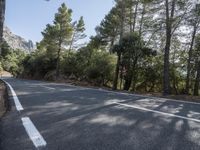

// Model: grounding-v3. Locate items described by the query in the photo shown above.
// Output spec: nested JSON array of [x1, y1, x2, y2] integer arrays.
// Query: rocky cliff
[[3, 26, 35, 52]]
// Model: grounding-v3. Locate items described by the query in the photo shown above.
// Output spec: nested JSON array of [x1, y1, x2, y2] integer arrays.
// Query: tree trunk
[[69, 32, 75, 53], [124, 59, 137, 91], [139, 3, 146, 37], [124, 75, 132, 91], [56, 41, 62, 80], [132, 0, 138, 32], [186, 24, 197, 94], [0, 0, 6, 54], [123, 43, 132, 91], [163, 25, 171, 95], [172, 49, 178, 94], [194, 61, 200, 96], [163, 0, 175, 95], [131, 66, 138, 92], [123, 1, 139, 91], [129, 1, 133, 32], [112, 0, 125, 90], [113, 53, 121, 90], [109, 35, 116, 54]]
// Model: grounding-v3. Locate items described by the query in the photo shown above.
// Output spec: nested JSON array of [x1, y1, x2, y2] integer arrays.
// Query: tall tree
[[193, 34, 200, 96], [163, 0, 175, 95], [163, 0, 190, 95], [185, 4, 200, 94], [42, 3, 73, 79], [138, 0, 154, 37], [121, 32, 154, 91], [132, 0, 139, 32], [113, 0, 126, 90]]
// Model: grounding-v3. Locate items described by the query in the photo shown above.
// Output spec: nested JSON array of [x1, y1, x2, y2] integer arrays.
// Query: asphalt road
[[1, 77, 200, 150]]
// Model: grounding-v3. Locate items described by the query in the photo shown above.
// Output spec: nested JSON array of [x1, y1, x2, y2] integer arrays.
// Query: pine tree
[[163, 0, 189, 95], [96, 6, 121, 51], [193, 34, 200, 96], [113, 0, 126, 90], [42, 3, 73, 79], [69, 16, 86, 52], [186, 4, 200, 94]]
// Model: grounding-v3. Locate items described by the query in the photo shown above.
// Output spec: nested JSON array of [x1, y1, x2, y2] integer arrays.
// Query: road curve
[[1, 77, 200, 150]]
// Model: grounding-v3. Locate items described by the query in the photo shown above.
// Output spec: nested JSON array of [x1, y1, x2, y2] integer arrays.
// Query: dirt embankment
[[0, 81, 9, 118]]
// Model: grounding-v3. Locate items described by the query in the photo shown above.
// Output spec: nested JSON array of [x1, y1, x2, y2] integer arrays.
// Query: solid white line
[[115, 102, 200, 123], [106, 90, 200, 105], [21, 117, 47, 148], [52, 82, 200, 106], [160, 98, 200, 105], [5, 81, 24, 111]]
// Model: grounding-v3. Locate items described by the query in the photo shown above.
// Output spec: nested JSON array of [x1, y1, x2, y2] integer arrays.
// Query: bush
[[86, 52, 115, 85], [62, 48, 116, 86]]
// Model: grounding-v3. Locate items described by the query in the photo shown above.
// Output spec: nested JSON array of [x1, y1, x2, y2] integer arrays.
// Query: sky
[[5, 0, 115, 43]]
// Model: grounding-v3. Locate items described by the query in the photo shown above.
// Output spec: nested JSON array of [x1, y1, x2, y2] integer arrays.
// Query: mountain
[[3, 26, 35, 52]]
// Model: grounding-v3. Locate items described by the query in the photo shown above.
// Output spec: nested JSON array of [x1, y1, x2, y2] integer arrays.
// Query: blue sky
[[5, 0, 115, 43]]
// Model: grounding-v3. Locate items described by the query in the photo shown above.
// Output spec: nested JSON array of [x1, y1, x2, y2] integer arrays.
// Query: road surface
[[1, 77, 200, 150]]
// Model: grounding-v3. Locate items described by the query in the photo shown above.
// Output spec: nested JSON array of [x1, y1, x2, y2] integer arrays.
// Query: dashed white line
[[5, 81, 24, 111], [41, 85, 55, 90], [21, 117, 47, 148], [115, 102, 200, 123]]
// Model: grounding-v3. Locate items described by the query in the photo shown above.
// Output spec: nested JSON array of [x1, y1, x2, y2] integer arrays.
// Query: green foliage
[[42, 3, 73, 47], [41, 3, 73, 78], [96, 6, 120, 47], [193, 34, 200, 95], [21, 50, 56, 79], [1, 41, 12, 58], [69, 16, 86, 50], [112, 32, 156, 91], [54, 3, 73, 43], [62, 47, 116, 86], [86, 51, 115, 85], [0, 42, 27, 76]]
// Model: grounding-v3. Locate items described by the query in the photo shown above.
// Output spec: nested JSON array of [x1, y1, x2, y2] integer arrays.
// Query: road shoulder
[[0, 80, 9, 118]]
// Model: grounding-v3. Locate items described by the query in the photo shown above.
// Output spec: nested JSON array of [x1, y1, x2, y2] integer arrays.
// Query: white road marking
[[41, 85, 55, 90], [21, 117, 47, 148], [115, 102, 200, 123], [5, 81, 24, 111], [159, 98, 200, 105], [106, 90, 200, 105], [52, 82, 200, 106]]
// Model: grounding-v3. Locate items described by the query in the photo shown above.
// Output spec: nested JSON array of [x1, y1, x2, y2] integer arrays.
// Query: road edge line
[[1, 79, 24, 111]]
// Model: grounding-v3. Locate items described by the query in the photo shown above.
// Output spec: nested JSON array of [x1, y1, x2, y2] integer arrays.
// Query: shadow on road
[[3, 78, 200, 150]]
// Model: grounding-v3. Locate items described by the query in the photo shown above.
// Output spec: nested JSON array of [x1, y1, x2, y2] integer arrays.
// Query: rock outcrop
[[3, 26, 35, 52]]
